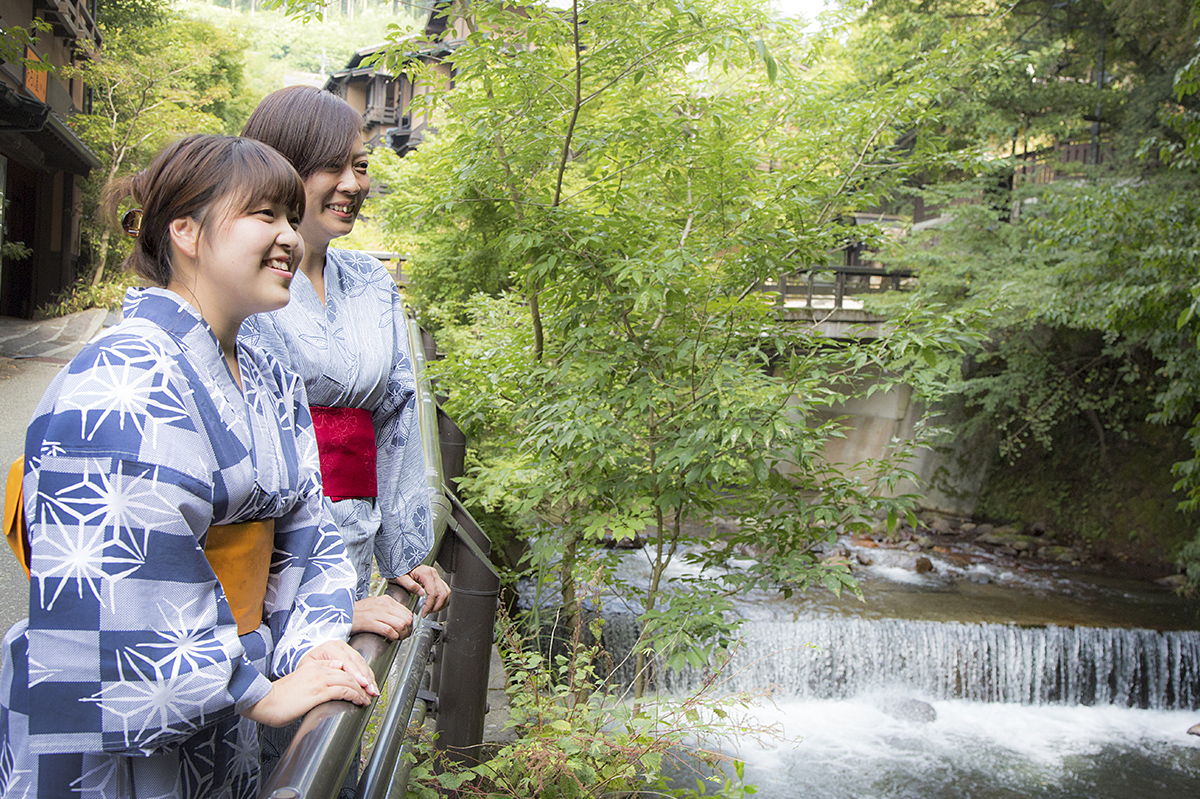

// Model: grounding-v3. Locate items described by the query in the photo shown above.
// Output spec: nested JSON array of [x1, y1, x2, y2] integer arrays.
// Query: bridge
[[760, 264, 913, 337]]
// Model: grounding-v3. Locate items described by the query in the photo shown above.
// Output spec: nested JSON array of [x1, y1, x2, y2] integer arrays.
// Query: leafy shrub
[[38, 274, 138, 318], [403, 611, 771, 798]]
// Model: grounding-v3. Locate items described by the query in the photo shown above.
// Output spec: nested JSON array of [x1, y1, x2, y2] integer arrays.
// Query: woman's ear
[[168, 216, 201, 260]]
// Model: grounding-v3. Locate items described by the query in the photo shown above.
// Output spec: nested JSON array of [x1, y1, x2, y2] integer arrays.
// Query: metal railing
[[761, 265, 916, 310], [260, 319, 500, 799]]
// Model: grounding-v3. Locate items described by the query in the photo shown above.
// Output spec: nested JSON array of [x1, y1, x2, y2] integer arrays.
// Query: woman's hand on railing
[[241, 641, 378, 727], [394, 565, 451, 616], [352, 595, 415, 640]]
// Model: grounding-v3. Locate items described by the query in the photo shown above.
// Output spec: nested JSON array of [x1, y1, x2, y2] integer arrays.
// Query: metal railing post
[[419, 325, 439, 364], [434, 494, 500, 764], [438, 407, 466, 494]]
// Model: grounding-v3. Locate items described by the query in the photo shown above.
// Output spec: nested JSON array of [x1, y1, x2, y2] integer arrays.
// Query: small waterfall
[[608, 617, 1200, 710]]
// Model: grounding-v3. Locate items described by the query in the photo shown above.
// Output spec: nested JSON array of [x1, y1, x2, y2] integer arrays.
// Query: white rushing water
[[654, 618, 1200, 709], [530, 535, 1200, 796], [688, 698, 1200, 799]]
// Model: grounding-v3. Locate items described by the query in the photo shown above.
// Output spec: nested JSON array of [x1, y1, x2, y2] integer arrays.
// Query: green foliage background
[[873, 0, 1200, 578]]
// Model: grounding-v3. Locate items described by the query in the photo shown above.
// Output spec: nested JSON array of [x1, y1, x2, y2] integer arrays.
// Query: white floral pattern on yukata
[[241, 249, 433, 596], [0, 288, 356, 799]]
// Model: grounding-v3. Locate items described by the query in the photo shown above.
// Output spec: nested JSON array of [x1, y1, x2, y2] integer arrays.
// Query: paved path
[[0, 309, 110, 635]]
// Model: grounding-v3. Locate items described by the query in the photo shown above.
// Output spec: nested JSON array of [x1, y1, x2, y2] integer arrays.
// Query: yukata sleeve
[[370, 271, 434, 580], [262, 361, 357, 679], [20, 337, 271, 758]]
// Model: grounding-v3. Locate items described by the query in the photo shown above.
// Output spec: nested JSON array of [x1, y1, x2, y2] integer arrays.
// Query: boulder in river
[[930, 517, 955, 534], [975, 530, 1038, 552], [880, 697, 937, 724], [914, 556, 934, 574], [1037, 545, 1082, 564]]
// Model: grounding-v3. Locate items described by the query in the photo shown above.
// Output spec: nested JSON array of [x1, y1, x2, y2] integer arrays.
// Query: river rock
[[960, 522, 977, 533], [1155, 574, 1188, 588], [975, 530, 1037, 552], [973, 523, 994, 535], [930, 517, 955, 535], [1189, 723, 1200, 736], [914, 535, 933, 550], [880, 698, 937, 723], [914, 556, 934, 574], [819, 546, 852, 563], [710, 517, 741, 536], [1037, 545, 1082, 563]]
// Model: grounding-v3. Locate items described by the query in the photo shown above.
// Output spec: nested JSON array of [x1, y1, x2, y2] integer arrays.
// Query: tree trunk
[[559, 528, 579, 635], [90, 227, 111, 288], [1089, 24, 1106, 166]]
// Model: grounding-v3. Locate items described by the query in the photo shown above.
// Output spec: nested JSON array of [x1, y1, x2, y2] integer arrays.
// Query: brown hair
[[104, 135, 305, 287], [242, 86, 365, 179]]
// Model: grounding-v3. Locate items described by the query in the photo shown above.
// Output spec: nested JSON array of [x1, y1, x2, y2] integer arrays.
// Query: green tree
[[858, 0, 1197, 170], [65, 14, 251, 287], [879, 0, 1200, 577], [368, 0, 988, 699]]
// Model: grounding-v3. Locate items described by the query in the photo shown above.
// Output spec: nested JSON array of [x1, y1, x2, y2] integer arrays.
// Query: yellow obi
[[5, 457, 274, 636]]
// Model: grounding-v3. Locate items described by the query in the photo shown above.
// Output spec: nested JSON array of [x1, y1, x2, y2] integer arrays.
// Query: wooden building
[[324, 2, 468, 156], [0, 0, 101, 318]]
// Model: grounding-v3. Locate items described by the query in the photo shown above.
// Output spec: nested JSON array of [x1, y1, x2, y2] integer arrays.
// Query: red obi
[[310, 406, 378, 501]]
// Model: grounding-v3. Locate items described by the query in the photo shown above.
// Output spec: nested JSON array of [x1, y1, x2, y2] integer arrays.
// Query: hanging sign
[[24, 48, 47, 103]]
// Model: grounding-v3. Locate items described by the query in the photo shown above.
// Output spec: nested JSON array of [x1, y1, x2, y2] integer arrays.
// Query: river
[[574, 533, 1200, 797]]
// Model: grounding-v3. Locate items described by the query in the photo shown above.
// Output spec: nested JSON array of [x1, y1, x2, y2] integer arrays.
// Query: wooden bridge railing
[[760, 265, 916, 310]]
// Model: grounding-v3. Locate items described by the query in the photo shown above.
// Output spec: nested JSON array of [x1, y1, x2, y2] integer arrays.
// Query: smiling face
[[298, 136, 370, 250], [168, 196, 302, 337]]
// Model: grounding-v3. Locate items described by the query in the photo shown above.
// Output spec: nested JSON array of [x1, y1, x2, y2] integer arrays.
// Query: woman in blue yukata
[[241, 87, 451, 634], [0, 134, 378, 798]]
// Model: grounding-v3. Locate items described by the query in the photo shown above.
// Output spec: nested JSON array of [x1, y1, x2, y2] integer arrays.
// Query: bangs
[[242, 86, 364, 178], [218, 139, 306, 222], [292, 117, 362, 178]]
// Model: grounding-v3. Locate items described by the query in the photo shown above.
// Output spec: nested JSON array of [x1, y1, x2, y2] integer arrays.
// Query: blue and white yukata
[[241, 248, 433, 598], [0, 288, 357, 799]]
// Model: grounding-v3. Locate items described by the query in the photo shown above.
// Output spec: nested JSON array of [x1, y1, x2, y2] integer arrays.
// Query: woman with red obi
[[240, 87, 451, 642]]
